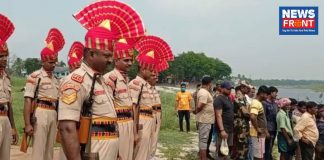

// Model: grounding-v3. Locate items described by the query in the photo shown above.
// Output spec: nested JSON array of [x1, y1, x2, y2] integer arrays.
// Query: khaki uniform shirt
[[58, 62, 116, 121], [104, 69, 132, 108], [24, 68, 59, 101], [0, 72, 11, 110], [129, 76, 154, 117]]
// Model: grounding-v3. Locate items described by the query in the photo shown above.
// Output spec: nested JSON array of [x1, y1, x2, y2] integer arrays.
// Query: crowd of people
[[175, 77, 324, 160]]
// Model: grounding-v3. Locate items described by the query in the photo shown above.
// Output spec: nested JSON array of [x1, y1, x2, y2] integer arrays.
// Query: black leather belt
[[140, 109, 153, 115], [37, 100, 57, 107], [91, 123, 117, 133], [116, 110, 132, 119]]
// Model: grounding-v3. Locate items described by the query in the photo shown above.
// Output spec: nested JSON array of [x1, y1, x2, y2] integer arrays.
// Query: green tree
[[160, 51, 232, 83], [24, 58, 42, 74], [11, 57, 25, 76]]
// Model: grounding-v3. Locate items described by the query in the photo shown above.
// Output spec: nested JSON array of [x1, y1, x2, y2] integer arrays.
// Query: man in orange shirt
[[175, 82, 193, 132]]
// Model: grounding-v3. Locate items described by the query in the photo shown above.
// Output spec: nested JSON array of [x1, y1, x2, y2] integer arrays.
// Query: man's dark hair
[[289, 98, 298, 105], [257, 85, 269, 95], [297, 101, 306, 108], [196, 84, 201, 88], [213, 86, 217, 92], [268, 86, 278, 93], [318, 104, 324, 110], [306, 101, 317, 109], [83, 47, 91, 58], [201, 76, 213, 85], [235, 86, 242, 92]]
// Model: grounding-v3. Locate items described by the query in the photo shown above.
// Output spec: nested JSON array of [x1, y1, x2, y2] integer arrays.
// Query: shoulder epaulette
[[71, 73, 85, 83], [26, 77, 36, 84], [31, 70, 41, 78], [129, 84, 140, 91], [109, 74, 117, 81], [133, 79, 141, 86]]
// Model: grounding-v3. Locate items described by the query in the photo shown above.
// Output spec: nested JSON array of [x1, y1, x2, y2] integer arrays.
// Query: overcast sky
[[0, 0, 323, 80]]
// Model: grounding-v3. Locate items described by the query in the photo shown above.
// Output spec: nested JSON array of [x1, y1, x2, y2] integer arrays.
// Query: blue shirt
[[317, 119, 324, 145], [262, 100, 278, 132]]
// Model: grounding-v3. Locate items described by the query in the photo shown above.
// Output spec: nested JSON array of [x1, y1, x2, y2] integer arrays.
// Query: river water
[[277, 87, 323, 103]]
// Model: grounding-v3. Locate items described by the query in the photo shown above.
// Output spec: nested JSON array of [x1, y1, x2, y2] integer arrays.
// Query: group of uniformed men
[[0, 1, 174, 160]]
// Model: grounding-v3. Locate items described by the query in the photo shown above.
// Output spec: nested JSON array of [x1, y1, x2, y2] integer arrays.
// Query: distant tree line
[[7, 55, 66, 76], [7, 52, 232, 83]]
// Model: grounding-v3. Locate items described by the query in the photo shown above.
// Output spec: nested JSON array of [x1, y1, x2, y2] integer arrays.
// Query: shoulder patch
[[129, 84, 140, 91], [71, 73, 84, 83], [26, 77, 36, 84], [133, 80, 140, 86], [109, 75, 117, 81], [61, 83, 81, 92], [31, 70, 41, 78]]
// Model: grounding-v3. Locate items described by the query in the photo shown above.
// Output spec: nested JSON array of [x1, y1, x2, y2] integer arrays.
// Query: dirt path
[[10, 146, 61, 160], [178, 132, 199, 159], [10, 145, 167, 160]]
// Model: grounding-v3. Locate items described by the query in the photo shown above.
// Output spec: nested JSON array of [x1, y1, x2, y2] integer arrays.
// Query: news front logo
[[279, 6, 318, 35]]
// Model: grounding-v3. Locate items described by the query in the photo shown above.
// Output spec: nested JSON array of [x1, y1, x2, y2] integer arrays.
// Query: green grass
[[11, 77, 26, 135], [159, 91, 197, 159]]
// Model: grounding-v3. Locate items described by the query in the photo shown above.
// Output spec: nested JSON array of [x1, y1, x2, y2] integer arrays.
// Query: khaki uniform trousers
[[32, 108, 57, 160], [91, 138, 119, 160], [135, 116, 154, 160], [0, 116, 11, 160], [118, 120, 134, 160], [59, 130, 119, 160]]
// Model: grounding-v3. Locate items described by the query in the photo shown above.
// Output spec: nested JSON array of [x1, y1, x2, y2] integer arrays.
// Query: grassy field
[[11, 77, 26, 135], [159, 91, 197, 159]]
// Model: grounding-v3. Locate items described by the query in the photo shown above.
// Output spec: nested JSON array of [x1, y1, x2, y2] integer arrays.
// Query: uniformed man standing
[[59, 1, 145, 160], [0, 13, 18, 160], [58, 21, 119, 160], [104, 38, 136, 160], [23, 28, 65, 160], [58, 41, 84, 160], [131, 36, 174, 160]]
